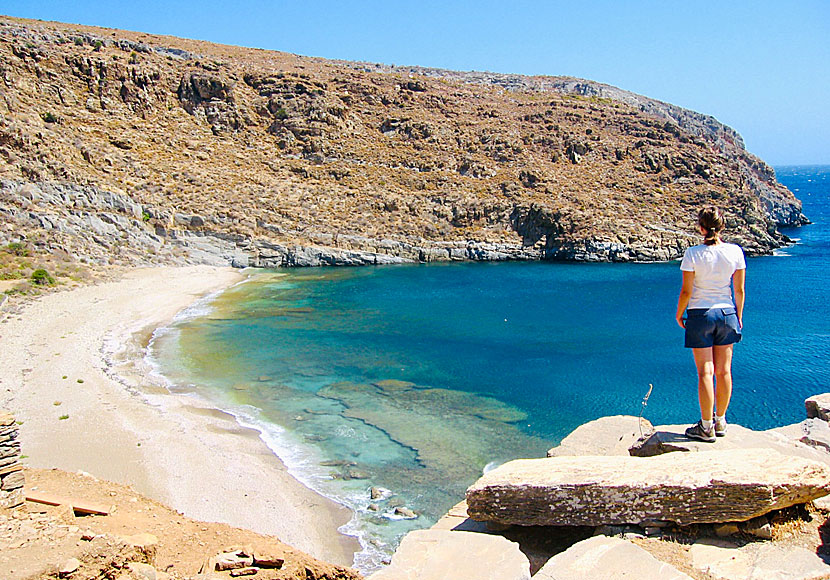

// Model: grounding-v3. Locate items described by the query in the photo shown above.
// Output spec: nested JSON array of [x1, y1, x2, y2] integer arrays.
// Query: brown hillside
[[0, 15, 806, 276]]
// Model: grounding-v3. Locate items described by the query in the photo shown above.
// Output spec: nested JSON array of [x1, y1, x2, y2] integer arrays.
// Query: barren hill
[[0, 15, 806, 277]]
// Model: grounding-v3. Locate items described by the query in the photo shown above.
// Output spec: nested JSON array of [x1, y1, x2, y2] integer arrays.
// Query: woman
[[676, 206, 746, 442]]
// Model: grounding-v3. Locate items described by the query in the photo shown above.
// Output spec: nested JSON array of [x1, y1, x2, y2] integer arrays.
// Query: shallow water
[[149, 165, 830, 573]]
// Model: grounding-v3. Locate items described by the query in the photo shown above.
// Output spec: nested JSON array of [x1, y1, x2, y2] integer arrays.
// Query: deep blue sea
[[150, 164, 829, 572]]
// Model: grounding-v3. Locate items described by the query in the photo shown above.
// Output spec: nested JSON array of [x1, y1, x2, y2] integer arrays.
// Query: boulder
[[533, 536, 693, 580], [629, 423, 830, 467], [126, 562, 157, 580], [369, 529, 529, 580], [59, 558, 81, 577], [548, 415, 651, 457], [690, 538, 830, 580], [466, 449, 830, 527], [805, 393, 830, 421]]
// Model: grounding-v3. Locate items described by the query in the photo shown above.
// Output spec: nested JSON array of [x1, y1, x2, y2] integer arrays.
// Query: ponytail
[[698, 207, 724, 245]]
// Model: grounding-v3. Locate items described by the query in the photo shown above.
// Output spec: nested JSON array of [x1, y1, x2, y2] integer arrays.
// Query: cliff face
[[0, 16, 806, 271]]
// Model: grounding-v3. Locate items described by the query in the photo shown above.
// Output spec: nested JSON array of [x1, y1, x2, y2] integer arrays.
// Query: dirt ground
[[0, 468, 361, 580]]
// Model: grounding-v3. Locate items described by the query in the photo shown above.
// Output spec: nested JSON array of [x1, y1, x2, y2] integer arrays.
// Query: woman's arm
[[733, 268, 746, 327], [676, 270, 695, 328]]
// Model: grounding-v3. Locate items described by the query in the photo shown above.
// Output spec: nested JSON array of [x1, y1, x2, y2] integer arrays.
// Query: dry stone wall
[[0, 411, 24, 509]]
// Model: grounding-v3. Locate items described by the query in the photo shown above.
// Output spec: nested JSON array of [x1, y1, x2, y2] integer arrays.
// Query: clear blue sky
[[4, 1, 828, 165]]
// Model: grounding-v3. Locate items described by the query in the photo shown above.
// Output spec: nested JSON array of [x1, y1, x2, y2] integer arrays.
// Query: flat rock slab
[[466, 449, 830, 527], [629, 423, 830, 467], [547, 415, 652, 457], [369, 529, 529, 580], [690, 538, 830, 580], [800, 418, 830, 452], [534, 535, 692, 580]]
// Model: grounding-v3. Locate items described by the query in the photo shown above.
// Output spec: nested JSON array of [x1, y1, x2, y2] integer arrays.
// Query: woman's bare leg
[[713, 344, 734, 417], [692, 347, 715, 421]]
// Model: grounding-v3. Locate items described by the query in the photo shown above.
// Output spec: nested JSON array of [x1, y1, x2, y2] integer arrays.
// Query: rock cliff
[[0, 16, 806, 272]]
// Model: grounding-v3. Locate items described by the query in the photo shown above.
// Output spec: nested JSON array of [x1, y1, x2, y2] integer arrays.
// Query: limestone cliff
[[0, 16, 806, 271]]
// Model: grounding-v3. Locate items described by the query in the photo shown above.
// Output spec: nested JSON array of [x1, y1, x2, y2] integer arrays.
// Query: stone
[[629, 423, 830, 467], [252, 553, 284, 568], [548, 415, 651, 457], [799, 418, 830, 452], [813, 496, 830, 512], [690, 538, 830, 580], [466, 449, 830, 527], [393, 506, 417, 519], [533, 536, 693, 580], [370, 486, 386, 500], [229, 568, 258, 577], [742, 516, 773, 539], [59, 557, 81, 577], [127, 562, 157, 580], [805, 393, 830, 421], [593, 525, 627, 537], [124, 533, 158, 562], [0, 470, 24, 490], [0, 412, 14, 427], [714, 523, 741, 537], [215, 551, 254, 571], [369, 529, 530, 580]]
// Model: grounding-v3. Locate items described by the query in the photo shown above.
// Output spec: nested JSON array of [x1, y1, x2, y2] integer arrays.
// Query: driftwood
[[25, 491, 112, 516]]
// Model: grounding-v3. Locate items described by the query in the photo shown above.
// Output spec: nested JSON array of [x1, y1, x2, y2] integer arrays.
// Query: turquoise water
[[150, 165, 830, 572]]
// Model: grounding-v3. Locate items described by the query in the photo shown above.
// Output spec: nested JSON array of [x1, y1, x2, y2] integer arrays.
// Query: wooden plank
[[25, 491, 111, 515]]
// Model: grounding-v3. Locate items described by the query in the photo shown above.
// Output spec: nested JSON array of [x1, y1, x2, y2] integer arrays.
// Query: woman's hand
[[676, 315, 686, 329]]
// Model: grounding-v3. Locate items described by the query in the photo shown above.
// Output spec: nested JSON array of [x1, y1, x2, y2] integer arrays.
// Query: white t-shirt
[[680, 243, 746, 309]]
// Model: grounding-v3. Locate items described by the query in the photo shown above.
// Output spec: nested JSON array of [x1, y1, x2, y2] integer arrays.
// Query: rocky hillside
[[0, 15, 806, 275]]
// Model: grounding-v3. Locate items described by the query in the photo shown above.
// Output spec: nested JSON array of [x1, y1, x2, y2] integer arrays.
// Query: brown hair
[[698, 206, 724, 245]]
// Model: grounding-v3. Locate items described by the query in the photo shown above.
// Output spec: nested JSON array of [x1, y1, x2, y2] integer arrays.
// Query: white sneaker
[[714, 417, 727, 437]]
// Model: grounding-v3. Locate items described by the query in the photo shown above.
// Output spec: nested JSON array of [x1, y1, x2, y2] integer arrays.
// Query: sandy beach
[[0, 265, 358, 567]]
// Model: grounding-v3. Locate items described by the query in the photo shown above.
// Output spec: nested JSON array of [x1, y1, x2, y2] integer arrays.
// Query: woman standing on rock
[[676, 206, 746, 442]]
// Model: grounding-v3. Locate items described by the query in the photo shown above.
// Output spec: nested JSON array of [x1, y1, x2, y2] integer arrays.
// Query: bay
[[150, 164, 830, 572]]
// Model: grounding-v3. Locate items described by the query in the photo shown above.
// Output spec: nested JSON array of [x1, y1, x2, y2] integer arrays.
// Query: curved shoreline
[[0, 265, 359, 567]]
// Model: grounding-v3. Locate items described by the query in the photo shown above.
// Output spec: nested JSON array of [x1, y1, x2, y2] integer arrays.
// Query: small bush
[[31, 268, 55, 285], [41, 112, 58, 123], [59, 414, 69, 420], [274, 107, 288, 120], [93, 40, 103, 51], [74, 37, 84, 46], [5, 242, 29, 256]]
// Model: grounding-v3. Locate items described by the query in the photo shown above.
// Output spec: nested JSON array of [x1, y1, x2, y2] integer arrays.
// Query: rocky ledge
[[371, 397, 830, 580]]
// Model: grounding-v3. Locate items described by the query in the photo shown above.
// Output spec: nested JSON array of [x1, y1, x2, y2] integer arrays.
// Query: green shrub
[[41, 112, 58, 123], [74, 37, 84, 46], [274, 107, 288, 120], [5, 242, 29, 256], [31, 268, 55, 285], [93, 40, 103, 51]]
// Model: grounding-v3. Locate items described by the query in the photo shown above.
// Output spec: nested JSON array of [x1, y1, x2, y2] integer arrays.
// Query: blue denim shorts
[[685, 307, 742, 348]]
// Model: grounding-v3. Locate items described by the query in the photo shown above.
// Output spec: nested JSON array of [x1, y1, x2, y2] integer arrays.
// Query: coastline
[[0, 265, 359, 567]]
